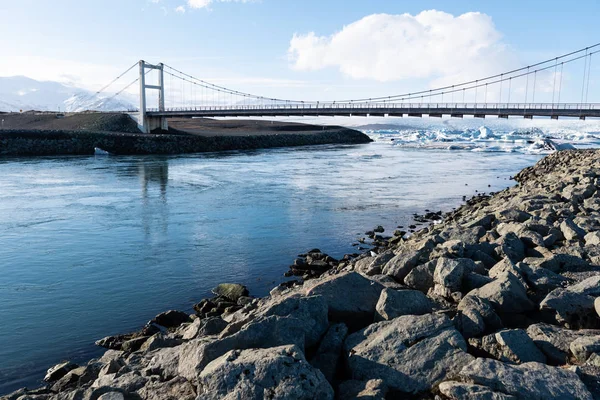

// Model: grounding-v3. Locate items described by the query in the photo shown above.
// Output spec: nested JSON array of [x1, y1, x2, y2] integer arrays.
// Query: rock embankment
[[0, 113, 372, 156], [7, 149, 600, 399]]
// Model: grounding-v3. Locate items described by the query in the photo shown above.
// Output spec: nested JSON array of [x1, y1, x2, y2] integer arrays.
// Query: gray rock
[[585, 231, 600, 246], [458, 358, 593, 400], [92, 371, 147, 393], [212, 283, 249, 302], [595, 297, 600, 318], [137, 376, 196, 400], [438, 381, 516, 399], [198, 345, 333, 400], [139, 333, 182, 353], [144, 346, 180, 380], [305, 272, 383, 329], [98, 393, 125, 400], [439, 225, 486, 245], [467, 272, 535, 314], [337, 379, 387, 400], [403, 261, 436, 292], [310, 323, 348, 383], [470, 329, 546, 364], [182, 317, 228, 340], [496, 232, 525, 262], [355, 251, 395, 276], [526, 323, 600, 365], [463, 273, 494, 292], [44, 362, 78, 382], [374, 288, 433, 321], [434, 257, 467, 292], [540, 275, 600, 329], [519, 262, 570, 296], [570, 335, 600, 363], [561, 218, 586, 241], [496, 209, 532, 223], [381, 250, 421, 281], [178, 297, 329, 382], [457, 295, 502, 339], [344, 313, 474, 393]]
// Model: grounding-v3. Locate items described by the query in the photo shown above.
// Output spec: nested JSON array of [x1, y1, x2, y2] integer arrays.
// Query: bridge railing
[[145, 102, 600, 113]]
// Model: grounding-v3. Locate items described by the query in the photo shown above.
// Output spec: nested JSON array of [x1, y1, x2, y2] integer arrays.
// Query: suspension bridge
[[90, 43, 600, 133]]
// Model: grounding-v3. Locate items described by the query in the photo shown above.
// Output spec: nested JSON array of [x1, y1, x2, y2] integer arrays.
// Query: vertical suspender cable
[[532, 71, 537, 103], [500, 74, 504, 103], [557, 62, 564, 105], [581, 48, 589, 106], [525, 68, 529, 104], [586, 53, 593, 103], [552, 58, 558, 108], [508, 78, 512, 104]]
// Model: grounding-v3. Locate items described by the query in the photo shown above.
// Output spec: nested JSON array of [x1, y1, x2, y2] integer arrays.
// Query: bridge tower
[[137, 60, 168, 133]]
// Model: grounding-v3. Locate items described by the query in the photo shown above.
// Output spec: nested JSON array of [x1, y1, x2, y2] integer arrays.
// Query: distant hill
[[0, 76, 135, 113]]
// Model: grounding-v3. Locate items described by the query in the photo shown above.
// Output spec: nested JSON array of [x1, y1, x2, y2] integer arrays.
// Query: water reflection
[[138, 159, 169, 201]]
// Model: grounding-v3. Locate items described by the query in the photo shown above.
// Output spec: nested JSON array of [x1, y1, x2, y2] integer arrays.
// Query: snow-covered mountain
[[0, 76, 136, 112]]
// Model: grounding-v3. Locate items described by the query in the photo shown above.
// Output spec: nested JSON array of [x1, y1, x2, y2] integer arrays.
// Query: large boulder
[[212, 283, 249, 302], [458, 358, 593, 400], [305, 272, 383, 329], [374, 288, 433, 321], [434, 257, 468, 293], [344, 313, 473, 393], [381, 250, 422, 281], [570, 335, 600, 363], [540, 275, 600, 329], [467, 272, 535, 314], [561, 218, 586, 241], [197, 345, 334, 400]]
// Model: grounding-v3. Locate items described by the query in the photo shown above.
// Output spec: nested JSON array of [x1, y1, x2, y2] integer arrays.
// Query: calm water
[[0, 140, 541, 393]]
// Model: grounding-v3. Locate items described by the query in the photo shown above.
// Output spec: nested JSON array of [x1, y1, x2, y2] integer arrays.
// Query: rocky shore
[[6, 149, 600, 399], [0, 113, 372, 156]]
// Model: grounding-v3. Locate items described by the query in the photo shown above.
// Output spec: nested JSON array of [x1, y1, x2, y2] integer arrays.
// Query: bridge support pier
[[137, 60, 168, 133]]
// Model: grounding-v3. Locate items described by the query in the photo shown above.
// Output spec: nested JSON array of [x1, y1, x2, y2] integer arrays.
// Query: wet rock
[[310, 323, 348, 383], [458, 358, 593, 400], [374, 288, 433, 321], [151, 310, 191, 329], [305, 272, 383, 329], [198, 345, 334, 399], [44, 361, 78, 382], [212, 283, 249, 302], [337, 379, 387, 400], [344, 313, 473, 393]]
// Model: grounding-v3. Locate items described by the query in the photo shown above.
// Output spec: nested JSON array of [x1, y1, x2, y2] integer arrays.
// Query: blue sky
[[0, 0, 598, 104]]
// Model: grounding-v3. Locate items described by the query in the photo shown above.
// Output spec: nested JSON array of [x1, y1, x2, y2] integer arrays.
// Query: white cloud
[[187, 0, 256, 9], [175, 5, 186, 13], [288, 10, 518, 87]]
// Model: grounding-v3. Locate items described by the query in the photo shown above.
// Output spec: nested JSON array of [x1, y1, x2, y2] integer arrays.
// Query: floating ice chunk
[[94, 147, 111, 156]]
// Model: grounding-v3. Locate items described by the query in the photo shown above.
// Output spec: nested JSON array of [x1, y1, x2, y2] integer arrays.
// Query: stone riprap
[[6, 149, 600, 399]]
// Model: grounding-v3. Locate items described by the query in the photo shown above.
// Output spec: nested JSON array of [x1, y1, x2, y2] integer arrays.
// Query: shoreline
[[5, 149, 600, 399], [0, 114, 372, 156]]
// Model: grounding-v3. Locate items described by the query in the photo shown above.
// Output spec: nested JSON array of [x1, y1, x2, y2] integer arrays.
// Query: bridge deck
[[147, 104, 600, 119]]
